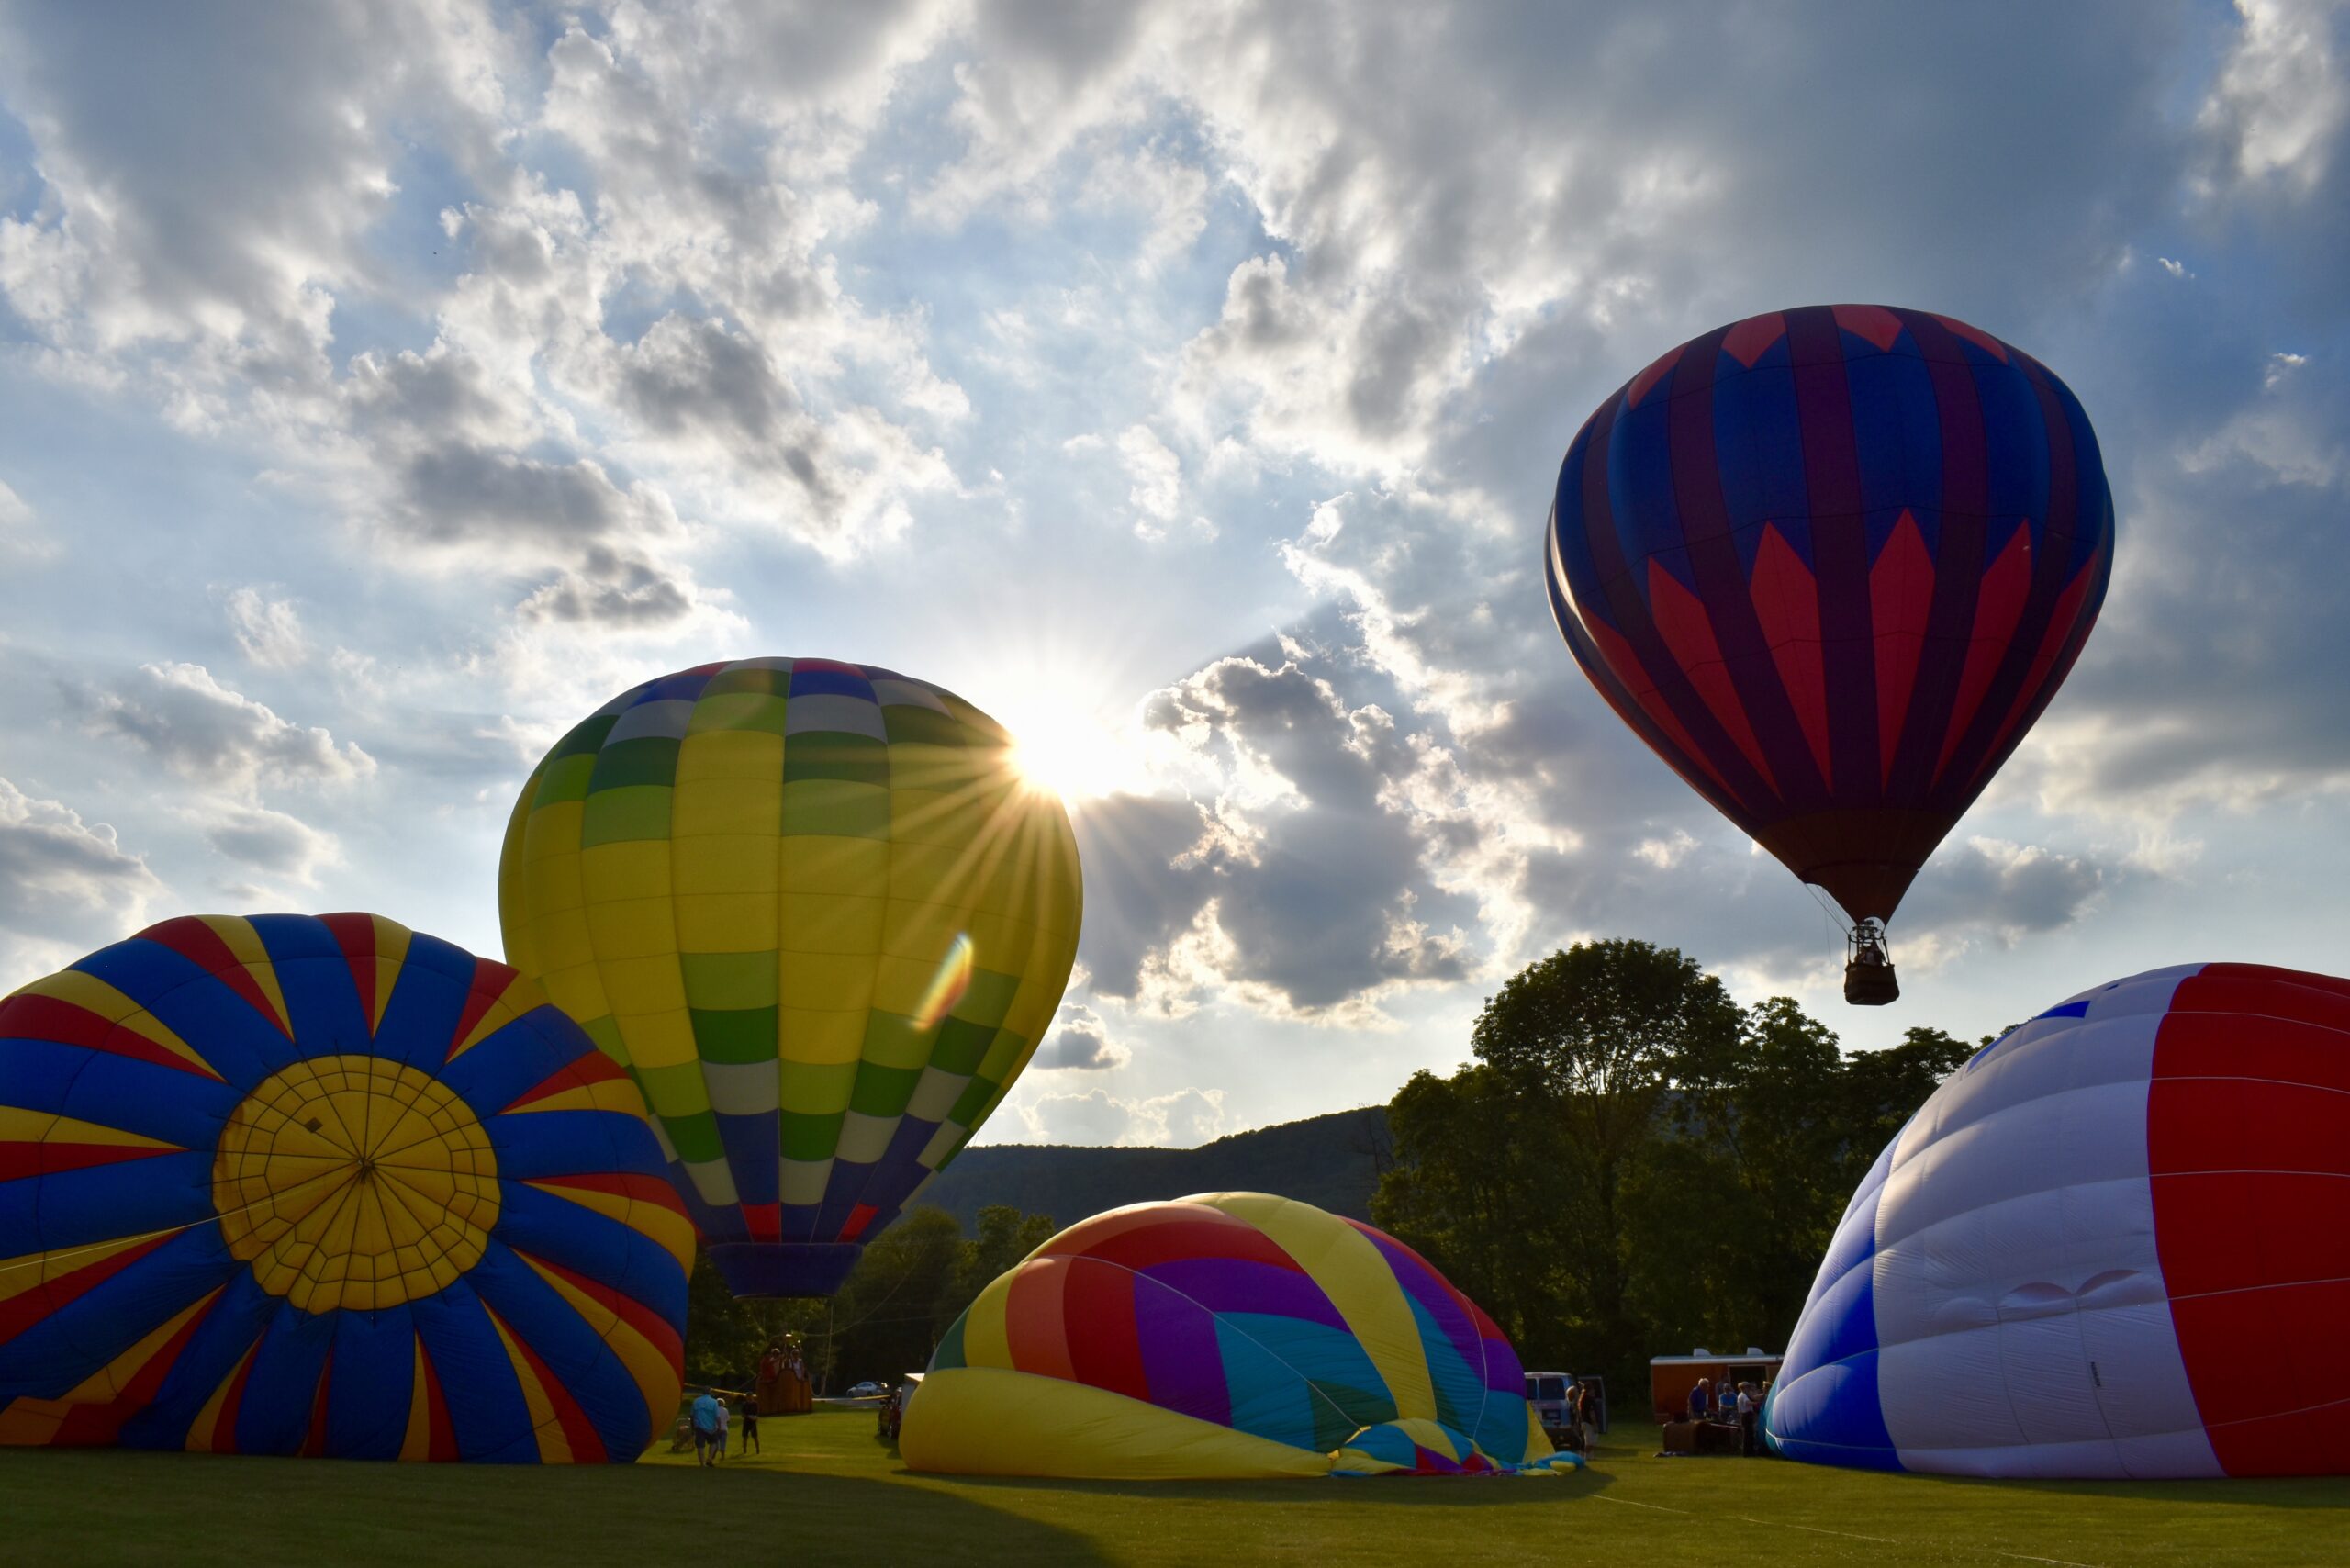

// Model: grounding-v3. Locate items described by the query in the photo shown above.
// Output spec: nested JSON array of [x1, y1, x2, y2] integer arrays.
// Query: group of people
[[1686, 1374, 1770, 1457], [755, 1338, 814, 1417], [686, 1388, 760, 1464]]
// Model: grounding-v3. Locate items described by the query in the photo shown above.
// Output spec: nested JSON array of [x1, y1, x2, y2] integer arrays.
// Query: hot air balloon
[[498, 658, 1082, 1299], [901, 1193, 1581, 1479], [1767, 963, 2350, 1478], [0, 914, 690, 1462], [1543, 306, 2112, 1003]]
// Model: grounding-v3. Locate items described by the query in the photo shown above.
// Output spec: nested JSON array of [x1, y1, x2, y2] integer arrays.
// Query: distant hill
[[923, 1106, 1393, 1233]]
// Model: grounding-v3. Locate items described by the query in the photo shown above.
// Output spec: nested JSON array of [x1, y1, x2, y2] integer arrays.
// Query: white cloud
[[2198, 0, 2348, 196], [0, 478, 53, 561], [87, 663, 375, 793], [0, 777, 166, 989], [1030, 1002, 1132, 1071], [225, 588, 310, 668], [1009, 1084, 1229, 1148]]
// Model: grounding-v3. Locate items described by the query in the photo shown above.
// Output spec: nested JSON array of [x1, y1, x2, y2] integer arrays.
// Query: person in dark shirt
[[1689, 1377, 1712, 1420], [739, 1394, 760, 1455]]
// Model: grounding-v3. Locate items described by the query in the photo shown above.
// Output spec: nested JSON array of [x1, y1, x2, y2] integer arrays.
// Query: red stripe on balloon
[[1586, 613, 1740, 803], [301, 1350, 335, 1457], [50, 1288, 222, 1448], [1069, 1215, 1300, 1274], [2151, 1001, 2350, 1476], [133, 918, 287, 1036], [417, 1338, 459, 1462], [1625, 343, 1682, 409], [531, 1170, 690, 1222], [527, 1250, 685, 1372], [0, 1140, 178, 1182], [0, 1232, 174, 1347], [1648, 560, 1778, 794], [1830, 304, 1906, 352], [1004, 1257, 1078, 1383], [319, 913, 378, 1033], [512, 1325, 608, 1463], [1060, 1257, 1150, 1403], [502, 1048, 627, 1112], [1963, 544, 2098, 796], [1719, 311, 1785, 367], [1932, 524, 2032, 785], [1870, 510, 1935, 786], [744, 1204, 785, 1243], [0, 995, 198, 1080], [1748, 523, 1832, 789]]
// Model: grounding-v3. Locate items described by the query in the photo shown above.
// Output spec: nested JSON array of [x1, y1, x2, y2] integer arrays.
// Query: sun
[[1003, 704, 1125, 801]]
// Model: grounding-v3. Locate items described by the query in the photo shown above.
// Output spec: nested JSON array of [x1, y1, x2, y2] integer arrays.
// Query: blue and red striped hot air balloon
[[1543, 305, 2113, 1002], [0, 913, 690, 1462]]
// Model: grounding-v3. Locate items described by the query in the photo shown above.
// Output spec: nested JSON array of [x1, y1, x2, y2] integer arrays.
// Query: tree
[[937, 1204, 1058, 1332]]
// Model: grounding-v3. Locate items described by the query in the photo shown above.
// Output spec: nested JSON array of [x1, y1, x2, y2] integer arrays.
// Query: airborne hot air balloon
[[1767, 964, 2350, 1478], [1543, 306, 2112, 1003], [498, 658, 1082, 1299], [0, 914, 690, 1462]]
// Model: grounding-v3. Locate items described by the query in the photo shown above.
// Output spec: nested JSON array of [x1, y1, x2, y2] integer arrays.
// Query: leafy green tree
[[680, 1255, 823, 1392], [935, 1204, 1058, 1333]]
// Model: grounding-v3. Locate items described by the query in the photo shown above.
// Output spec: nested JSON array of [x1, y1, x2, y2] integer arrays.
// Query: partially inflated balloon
[[1768, 964, 2350, 1478], [498, 658, 1082, 1298], [0, 914, 689, 1462], [902, 1193, 1580, 1479], [1545, 306, 2111, 996]]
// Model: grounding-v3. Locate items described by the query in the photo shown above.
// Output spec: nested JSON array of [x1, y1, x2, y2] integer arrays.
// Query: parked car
[[845, 1381, 886, 1399]]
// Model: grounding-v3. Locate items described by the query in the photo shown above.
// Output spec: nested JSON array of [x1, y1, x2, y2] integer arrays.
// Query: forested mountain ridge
[[923, 1106, 1393, 1231]]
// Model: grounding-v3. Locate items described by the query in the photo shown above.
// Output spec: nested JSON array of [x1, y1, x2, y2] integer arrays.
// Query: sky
[[2, 1, 2346, 1150]]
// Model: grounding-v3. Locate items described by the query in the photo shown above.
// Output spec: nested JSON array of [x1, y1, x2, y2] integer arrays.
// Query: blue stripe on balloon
[[412, 1282, 536, 1462], [1710, 361, 1811, 565], [1763, 1349, 1901, 1471], [1606, 388, 1690, 592], [1551, 429, 1610, 611], [444, 1012, 576, 1117], [468, 1241, 650, 1461], [1845, 345, 1943, 560], [0, 1038, 241, 1145], [487, 1109, 644, 1182], [1974, 359, 2051, 544], [72, 940, 296, 1090], [118, 1269, 279, 1451], [0, 1149, 217, 1259], [0, 1223, 238, 1398], [368, 938, 476, 1070], [263, 952, 375, 1061], [1212, 1316, 1321, 1452], [323, 1305, 418, 1460], [233, 1297, 334, 1455], [492, 1181, 688, 1312], [714, 1107, 780, 1207]]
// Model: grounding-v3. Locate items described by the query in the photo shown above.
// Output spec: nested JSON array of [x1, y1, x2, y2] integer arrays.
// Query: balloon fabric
[[498, 658, 1082, 1299], [1545, 305, 2112, 929], [901, 1193, 1581, 1480], [0, 913, 690, 1462], [1767, 963, 2350, 1478]]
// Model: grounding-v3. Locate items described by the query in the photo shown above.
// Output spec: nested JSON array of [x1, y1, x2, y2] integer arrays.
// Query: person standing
[[1578, 1378, 1600, 1450], [739, 1394, 760, 1456], [712, 1394, 730, 1461], [1736, 1383, 1758, 1456], [691, 1387, 722, 1467], [1689, 1377, 1711, 1421]]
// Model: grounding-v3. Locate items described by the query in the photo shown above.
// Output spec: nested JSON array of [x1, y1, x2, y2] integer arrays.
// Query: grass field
[[3, 1408, 2344, 1566]]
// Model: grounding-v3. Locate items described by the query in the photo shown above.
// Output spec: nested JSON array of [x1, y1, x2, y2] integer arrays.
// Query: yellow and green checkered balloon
[[497, 658, 1082, 1297]]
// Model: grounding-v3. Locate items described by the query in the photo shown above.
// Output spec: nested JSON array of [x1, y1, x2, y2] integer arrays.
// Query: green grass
[[3, 1410, 2343, 1566]]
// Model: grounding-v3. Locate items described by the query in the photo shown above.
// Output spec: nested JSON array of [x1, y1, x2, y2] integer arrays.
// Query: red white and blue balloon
[[1766, 963, 2350, 1478]]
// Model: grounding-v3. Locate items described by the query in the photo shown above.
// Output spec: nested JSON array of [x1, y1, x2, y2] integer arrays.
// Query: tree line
[[681, 935, 1991, 1406], [1371, 937, 1994, 1406]]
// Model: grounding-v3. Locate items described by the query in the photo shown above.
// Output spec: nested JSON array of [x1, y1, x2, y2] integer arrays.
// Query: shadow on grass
[[881, 1439, 1619, 1508], [0, 1448, 1115, 1568]]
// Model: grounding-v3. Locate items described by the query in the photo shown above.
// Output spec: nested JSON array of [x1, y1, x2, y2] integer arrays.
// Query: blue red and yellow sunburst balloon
[[0, 913, 691, 1462]]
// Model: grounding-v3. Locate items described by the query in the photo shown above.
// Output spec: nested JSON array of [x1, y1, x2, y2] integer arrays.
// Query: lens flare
[[912, 932, 977, 1033]]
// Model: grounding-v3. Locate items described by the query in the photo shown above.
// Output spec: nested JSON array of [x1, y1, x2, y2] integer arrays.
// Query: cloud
[[1030, 1002, 1132, 1071], [199, 801, 341, 887], [1007, 1084, 1229, 1148], [0, 777, 166, 988], [0, 478, 54, 561], [2197, 0, 2348, 196], [225, 588, 310, 668], [85, 662, 375, 793]]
